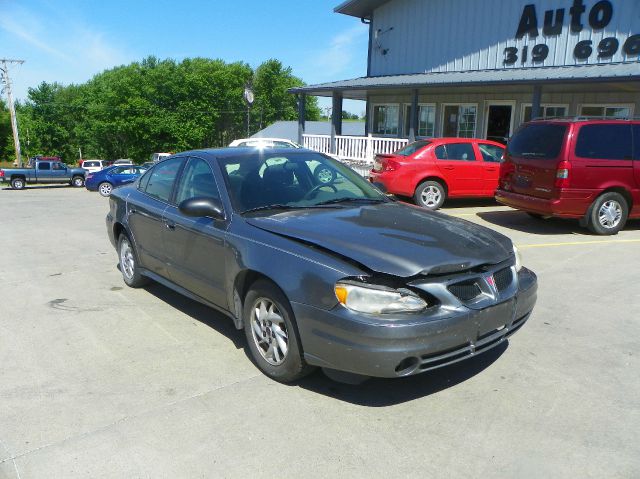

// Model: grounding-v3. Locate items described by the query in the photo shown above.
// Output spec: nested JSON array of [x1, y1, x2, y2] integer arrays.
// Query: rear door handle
[[442, 166, 455, 170]]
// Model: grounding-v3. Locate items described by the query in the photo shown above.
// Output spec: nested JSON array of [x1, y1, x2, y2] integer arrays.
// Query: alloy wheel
[[420, 186, 442, 208], [598, 200, 622, 229], [250, 298, 289, 366], [99, 183, 112, 196], [119, 237, 135, 281]]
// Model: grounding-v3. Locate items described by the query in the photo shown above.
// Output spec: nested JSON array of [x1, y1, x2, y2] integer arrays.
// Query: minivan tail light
[[555, 160, 570, 188], [0, 170, 4, 178]]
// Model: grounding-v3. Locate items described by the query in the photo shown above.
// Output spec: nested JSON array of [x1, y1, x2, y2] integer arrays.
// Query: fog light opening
[[395, 356, 419, 376]]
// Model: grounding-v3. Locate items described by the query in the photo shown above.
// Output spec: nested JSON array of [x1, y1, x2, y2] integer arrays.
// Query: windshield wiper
[[313, 197, 388, 206], [241, 203, 342, 215]]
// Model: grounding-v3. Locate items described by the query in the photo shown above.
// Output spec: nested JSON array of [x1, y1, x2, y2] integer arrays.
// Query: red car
[[369, 138, 505, 209], [496, 118, 640, 235]]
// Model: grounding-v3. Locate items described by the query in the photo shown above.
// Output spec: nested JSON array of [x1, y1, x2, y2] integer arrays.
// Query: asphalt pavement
[[1, 186, 638, 478]]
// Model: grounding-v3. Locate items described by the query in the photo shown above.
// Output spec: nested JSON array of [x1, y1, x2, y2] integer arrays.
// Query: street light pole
[[1, 59, 25, 167], [244, 84, 254, 137]]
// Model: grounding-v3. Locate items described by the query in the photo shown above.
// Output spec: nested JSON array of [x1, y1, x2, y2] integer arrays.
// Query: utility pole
[[0, 59, 25, 167]]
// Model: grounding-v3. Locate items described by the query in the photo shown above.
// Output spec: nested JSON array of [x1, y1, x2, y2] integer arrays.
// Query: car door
[[434, 142, 484, 195], [127, 157, 185, 279], [50, 162, 70, 183], [162, 156, 229, 309], [35, 162, 53, 183], [476, 142, 505, 195]]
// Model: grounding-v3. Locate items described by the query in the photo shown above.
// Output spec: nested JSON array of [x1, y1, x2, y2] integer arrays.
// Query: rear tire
[[99, 182, 113, 197], [243, 280, 314, 383], [117, 233, 149, 287], [10, 177, 25, 190], [71, 175, 85, 187], [414, 180, 446, 210], [587, 192, 628, 235]]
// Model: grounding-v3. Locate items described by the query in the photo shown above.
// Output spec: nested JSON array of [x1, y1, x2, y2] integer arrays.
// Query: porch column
[[409, 89, 419, 142], [297, 93, 306, 145], [331, 91, 343, 154], [531, 85, 543, 119], [364, 94, 371, 136]]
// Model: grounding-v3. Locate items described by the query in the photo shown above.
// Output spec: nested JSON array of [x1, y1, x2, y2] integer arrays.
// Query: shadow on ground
[[124, 268, 509, 406], [478, 210, 640, 235]]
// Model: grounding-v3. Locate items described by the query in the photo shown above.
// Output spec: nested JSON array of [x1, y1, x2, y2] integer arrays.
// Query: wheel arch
[[415, 176, 448, 195], [600, 186, 633, 210]]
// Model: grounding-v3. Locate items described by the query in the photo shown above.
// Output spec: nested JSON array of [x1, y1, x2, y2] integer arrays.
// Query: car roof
[[166, 147, 321, 160]]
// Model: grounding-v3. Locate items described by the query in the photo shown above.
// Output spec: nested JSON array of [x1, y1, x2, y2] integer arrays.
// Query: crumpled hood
[[245, 202, 513, 277]]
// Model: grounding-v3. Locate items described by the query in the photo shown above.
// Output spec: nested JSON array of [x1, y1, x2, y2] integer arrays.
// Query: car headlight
[[513, 245, 523, 272], [334, 281, 428, 314]]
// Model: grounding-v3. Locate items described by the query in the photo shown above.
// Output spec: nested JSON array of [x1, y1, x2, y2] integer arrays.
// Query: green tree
[[0, 99, 14, 161]]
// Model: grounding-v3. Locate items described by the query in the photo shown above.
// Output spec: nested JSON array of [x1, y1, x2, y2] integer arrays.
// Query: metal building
[[291, 0, 640, 161]]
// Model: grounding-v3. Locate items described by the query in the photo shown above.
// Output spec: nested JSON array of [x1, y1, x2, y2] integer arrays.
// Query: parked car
[[112, 159, 134, 166], [150, 153, 172, 163], [0, 160, 86, 189], [369, 138, 505, 209], [496, 118, 640, 235], [229, 137, 301, 149], [86, 165, 147, 196], [81, 159, 112, 173], [106, 148, 537, 383]]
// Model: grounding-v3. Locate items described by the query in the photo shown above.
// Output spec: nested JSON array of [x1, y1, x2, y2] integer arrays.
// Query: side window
[[576, 124, 632, 160], [633, 125, 640, 161], [478, 144, 505, 163], [112, 167, 126, 174], [434, 145, 447, 160], [52, 163, 65, 170], [38, 162, 51, 170], [144, 158, 183, 202], [138, 169, 152, 191], [445, 143, 476, 161], [175, 157, 220, 205], [274, 141, 295, 148]]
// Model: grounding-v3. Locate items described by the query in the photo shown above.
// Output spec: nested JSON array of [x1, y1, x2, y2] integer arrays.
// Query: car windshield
[[507, 123, 567, 159], [219, 151, 389, 214]]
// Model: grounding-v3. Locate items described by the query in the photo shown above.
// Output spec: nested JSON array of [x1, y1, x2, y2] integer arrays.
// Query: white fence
[[303, 134, 409, 166]]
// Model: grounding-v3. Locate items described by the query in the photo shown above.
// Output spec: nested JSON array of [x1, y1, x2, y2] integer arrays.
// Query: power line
[[1, 59, 25, 166]]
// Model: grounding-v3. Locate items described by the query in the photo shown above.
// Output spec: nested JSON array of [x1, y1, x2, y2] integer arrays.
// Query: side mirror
[[179, 197, 225, 221], [372, 181, 387, 194]]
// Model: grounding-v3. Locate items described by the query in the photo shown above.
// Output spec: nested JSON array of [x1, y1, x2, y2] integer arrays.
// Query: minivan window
[[575, 124, 632, 160], [508, 123, 567, 159]]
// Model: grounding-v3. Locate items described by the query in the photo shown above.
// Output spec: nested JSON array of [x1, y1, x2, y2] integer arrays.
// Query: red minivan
[[496, 119, 640, 235], [369, 138, 505, 209]]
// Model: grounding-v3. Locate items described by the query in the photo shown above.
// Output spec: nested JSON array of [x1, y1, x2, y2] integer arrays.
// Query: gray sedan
[[106, 148, 537, 382]]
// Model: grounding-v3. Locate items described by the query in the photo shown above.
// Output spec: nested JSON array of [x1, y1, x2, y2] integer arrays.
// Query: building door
[[485, 103, 514, 144]]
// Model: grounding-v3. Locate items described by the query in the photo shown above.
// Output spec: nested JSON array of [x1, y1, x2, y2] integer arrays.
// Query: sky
[[0, 0, 368, 114]]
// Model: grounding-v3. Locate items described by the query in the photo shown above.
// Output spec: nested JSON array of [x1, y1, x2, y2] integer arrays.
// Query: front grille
[[448, 281, 482, 301], [494, 267, 513, 292]]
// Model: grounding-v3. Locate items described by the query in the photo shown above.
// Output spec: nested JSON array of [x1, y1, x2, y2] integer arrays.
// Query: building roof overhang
[[334, 0, 390, 18], [290, 62, 640, 99]]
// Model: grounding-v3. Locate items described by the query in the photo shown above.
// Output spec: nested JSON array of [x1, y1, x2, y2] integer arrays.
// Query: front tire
[[243, 280, 314, 383], [587, 192, 628, 235], [99, 182, 113, 197], [414, 180, 446, 210], [72, 175, 85, 187], [118, 234, 149, 287], [10, 177, 25, 190]]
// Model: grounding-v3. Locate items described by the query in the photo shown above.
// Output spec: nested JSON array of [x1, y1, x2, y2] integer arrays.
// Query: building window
[[372, 104, 399, 135], [442, 104, 477, 138], [403, 104, 436, 138], [579, 105, 634, 119], [522, 104, 569, 123]]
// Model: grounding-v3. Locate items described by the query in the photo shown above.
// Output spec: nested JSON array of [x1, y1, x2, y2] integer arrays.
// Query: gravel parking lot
[[1, 186, 639, 478]]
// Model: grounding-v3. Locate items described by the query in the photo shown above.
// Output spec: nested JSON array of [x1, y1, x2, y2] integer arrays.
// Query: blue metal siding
[[369, 0, 640, 76]]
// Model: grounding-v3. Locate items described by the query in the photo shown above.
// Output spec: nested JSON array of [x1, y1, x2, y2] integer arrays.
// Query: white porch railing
[[303, 134, 409, 164]]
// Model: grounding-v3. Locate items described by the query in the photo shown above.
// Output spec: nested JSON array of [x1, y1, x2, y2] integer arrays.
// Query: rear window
[[507, 123, 567, 159], [394, 140, 431, 157], [575, 124, 632, 160], [84, 161, 98, 167]]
